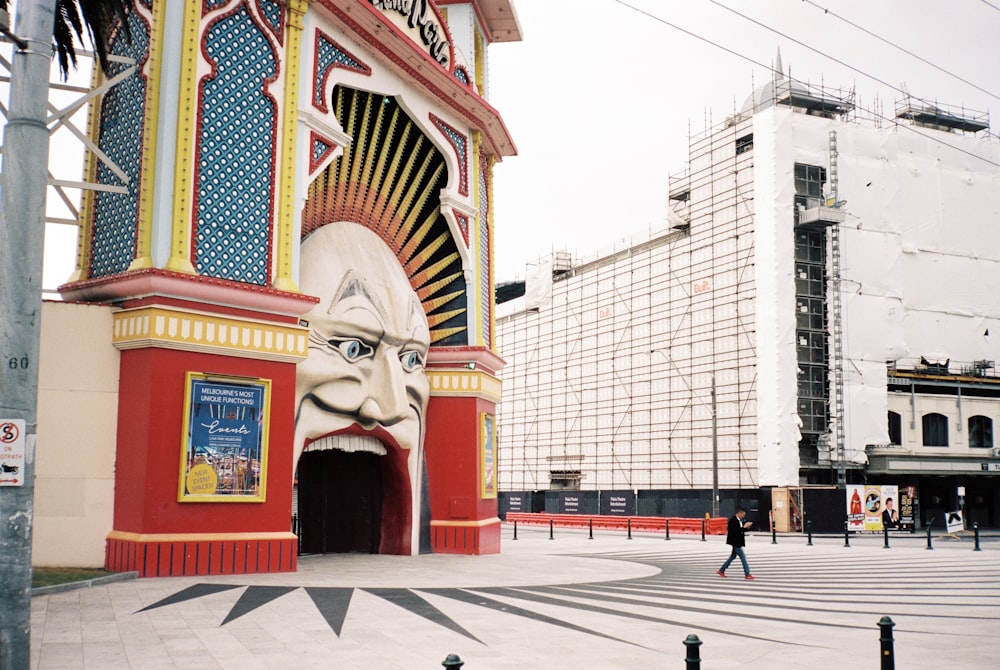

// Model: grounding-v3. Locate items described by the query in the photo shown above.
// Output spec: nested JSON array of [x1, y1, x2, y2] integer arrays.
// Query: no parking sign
[[0, 419, 26, 486]]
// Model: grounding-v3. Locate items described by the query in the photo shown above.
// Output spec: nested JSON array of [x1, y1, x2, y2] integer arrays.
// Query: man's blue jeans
[[720, 546, 749, 575]]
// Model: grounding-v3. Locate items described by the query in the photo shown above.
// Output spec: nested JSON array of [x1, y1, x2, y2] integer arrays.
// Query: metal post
[[683, 633, 702, 669], [441, 653, 465, 668], [627, 518, 632, 540], [512, 520, 517, 541], [973, 522, 981, 552], [664, 518, 670, 541], [926, 518, 934, 550], [588, 518, 593, 540], [711, 374, 719, 518], [878, 616, 896, 670], [883, 525, 890, 549], [844, 520, 850, 547], [807, 520, 813, 546], [771, 524, 777, 545], [0, 3, 58, 667], [548, 519, 554, 540], [700, 518, 706, 542]]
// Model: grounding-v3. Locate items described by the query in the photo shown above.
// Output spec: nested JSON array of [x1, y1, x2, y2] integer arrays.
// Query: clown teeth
[[307, 434, 387, 456]]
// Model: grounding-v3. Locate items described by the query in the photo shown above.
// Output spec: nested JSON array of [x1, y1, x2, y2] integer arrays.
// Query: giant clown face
[[294, 222, 431, 555]]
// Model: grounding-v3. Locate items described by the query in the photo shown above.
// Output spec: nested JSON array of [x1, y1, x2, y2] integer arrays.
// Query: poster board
[[846, 484, 903, 532], [481, 413, 496, 499], [178, 372, 270, 502]]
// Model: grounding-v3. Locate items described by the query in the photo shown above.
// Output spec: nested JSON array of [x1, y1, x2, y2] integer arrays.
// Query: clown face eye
[[328, 337, 374, 362], [399, 349, 424, 372]]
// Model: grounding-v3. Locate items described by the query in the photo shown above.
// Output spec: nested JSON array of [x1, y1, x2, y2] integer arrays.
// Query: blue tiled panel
[[196, 7, 276, 284], [91, 13, 149, 278]]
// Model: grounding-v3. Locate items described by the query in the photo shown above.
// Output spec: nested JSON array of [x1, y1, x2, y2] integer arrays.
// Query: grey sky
[[487, 0, 1000, 281]]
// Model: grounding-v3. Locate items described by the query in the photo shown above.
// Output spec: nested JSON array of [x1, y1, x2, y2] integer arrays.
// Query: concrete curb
[[32, 571, 139, 597]]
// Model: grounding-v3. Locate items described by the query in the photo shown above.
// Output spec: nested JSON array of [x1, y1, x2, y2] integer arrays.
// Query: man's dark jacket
[[726, 515, 746, 547]]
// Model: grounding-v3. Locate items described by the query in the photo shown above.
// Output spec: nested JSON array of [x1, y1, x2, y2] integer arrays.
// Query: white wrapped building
[[496, 67, 1000, 528]]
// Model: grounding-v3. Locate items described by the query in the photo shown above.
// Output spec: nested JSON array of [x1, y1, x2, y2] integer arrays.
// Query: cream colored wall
[[887, 392, 999, 452], [33, 301, 118, 567]]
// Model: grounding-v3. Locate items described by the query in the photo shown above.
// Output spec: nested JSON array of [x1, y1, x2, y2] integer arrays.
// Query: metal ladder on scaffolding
[[828, 131, 847, 486]]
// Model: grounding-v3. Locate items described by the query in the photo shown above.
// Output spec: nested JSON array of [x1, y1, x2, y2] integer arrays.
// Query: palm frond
[[1, 0, 135, 79]]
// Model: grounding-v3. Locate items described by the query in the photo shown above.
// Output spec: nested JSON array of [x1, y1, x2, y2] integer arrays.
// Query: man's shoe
[[716, 570, 726, 578], [745, 574, 755, 580]]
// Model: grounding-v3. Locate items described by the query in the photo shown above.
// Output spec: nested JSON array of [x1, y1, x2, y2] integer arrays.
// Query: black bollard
[[807, 520, 813, 546], [883, 525, 890, 549], [974, 522, 981, 552], [442, 653, 465, 669], [701, 518, 706, 542], [844, 520, 851, 548], [549, 518, 554, 540], [665, 518, 671, 541], [627, 518, 633, 540], [926, 520, 934, 550], [771, 524, 777, 545], [512, 520, 517, 541], [588, 518, 594, 540], [683, 633, 702, 669], [878, 616, 895, 670]]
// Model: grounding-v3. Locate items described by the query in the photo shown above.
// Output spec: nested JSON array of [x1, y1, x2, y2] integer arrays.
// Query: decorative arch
[[300, 86, 468, 345]]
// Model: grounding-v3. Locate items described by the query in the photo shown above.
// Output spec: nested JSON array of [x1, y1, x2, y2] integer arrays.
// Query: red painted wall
[[113, 348, 295, 535], [424, 394, 498, 523]]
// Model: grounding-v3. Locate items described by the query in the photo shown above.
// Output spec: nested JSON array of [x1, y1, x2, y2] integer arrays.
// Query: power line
[[803, 0, 1000, 103], [709, 0, 937, 108], [981, 0, 1000, 13], [610, 0, 1000, 169]]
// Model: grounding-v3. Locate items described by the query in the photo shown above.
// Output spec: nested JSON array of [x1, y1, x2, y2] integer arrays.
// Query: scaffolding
[[496, 116, 759, 493], [496, 65, 1000, 496]]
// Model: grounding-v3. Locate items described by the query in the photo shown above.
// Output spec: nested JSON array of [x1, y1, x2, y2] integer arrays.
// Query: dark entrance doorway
[[297, 449, 382, 553]]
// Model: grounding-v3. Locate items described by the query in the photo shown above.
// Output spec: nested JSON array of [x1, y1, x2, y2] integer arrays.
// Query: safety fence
[[503, 512, 727, 539]]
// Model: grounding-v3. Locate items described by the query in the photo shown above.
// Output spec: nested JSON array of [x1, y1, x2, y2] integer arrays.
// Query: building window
[[794, 163, 827, 198], [968, 415, 994, 449], [735, 133, 753, 155], [887, 411, 902, 445], [921, 413, 949, 447]]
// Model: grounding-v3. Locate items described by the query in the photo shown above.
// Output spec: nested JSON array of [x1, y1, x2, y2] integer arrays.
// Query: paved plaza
[[30, 526, 1000, 669]]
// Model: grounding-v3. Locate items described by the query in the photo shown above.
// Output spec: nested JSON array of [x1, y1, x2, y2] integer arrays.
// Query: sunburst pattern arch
[[301, 87, 467, 345]]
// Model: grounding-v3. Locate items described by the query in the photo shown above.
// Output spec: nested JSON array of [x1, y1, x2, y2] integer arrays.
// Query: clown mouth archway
[[296, 449, 383, 554]]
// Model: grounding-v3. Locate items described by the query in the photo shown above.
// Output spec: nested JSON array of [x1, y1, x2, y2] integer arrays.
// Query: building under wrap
[[496, 67, 1000, 528]]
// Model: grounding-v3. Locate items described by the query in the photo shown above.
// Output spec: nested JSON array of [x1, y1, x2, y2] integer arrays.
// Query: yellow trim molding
[[128, 0, 165, 272], [113, 306, 309, 362], [273, 0, 309, 293], [427, 369, 501, 402], [164, 0, 202, 274]]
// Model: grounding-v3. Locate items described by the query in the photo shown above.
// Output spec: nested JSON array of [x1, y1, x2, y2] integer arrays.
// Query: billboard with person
[[846, 484, 910, 532]]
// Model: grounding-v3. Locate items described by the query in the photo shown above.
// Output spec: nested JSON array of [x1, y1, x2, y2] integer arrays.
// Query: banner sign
[[847, 484, 902, 532], [481, 413, 496, 498], [600, 490, 636, 516], [179, 373, 270, 502]]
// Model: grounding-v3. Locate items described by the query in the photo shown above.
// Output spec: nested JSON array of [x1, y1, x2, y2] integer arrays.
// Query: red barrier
[[504, 513, 727, 535]]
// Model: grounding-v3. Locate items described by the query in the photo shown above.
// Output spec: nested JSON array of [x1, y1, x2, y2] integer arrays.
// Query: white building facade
[[496, 72, 1000, 527]]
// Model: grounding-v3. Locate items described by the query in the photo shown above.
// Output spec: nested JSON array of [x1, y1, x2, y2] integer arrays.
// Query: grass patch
[[33, 567, 110, 588]]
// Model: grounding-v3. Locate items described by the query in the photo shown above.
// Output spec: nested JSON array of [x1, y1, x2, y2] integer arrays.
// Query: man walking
[[717, 507, 755, 580]]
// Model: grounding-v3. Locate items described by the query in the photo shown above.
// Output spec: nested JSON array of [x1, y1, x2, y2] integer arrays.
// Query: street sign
[[0, 419, 26, 486]]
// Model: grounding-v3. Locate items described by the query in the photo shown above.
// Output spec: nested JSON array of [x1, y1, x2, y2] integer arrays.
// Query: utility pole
[[0, 1, 57, 667], [711, 374, 719, 518]]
